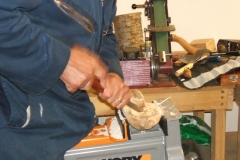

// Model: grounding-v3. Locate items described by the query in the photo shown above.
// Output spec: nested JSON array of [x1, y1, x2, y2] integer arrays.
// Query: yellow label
[[141, 154, 151, 160]]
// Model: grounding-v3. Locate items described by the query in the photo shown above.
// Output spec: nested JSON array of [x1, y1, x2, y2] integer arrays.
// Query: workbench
[[88, 85, 234, 160]]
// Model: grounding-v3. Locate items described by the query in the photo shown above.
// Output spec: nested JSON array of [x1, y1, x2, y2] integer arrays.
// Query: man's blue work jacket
[[0, 0, 122, 159]]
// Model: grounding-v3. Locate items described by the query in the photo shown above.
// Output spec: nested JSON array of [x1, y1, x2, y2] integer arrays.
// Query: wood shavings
[[87, 126, 109, 138], [109, 117, 123, 140]]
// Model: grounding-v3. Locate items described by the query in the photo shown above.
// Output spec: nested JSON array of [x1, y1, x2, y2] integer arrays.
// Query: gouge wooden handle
[[175, 63, 194, 77], [183, 68, 192, 78], [92, 77, 143, 112], [92, 77, 104, 93]]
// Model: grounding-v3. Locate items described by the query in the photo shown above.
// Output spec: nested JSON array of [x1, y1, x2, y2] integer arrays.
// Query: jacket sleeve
[[0, 2, 70, 95], [99, 0, 123, 78]]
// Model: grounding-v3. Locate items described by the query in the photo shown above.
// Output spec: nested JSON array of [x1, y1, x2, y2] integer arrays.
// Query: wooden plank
[[89, 85, 234, 115], [139, 87, 232, 112], [211, 109, 226, 160], [190, 38, 216, 52]]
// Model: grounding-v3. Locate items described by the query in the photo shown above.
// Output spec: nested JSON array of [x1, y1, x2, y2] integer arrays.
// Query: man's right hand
[[60, 45, 107, 93]]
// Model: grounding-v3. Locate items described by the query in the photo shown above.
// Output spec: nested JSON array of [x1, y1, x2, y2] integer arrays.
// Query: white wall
[[116, 0, 240, 132]]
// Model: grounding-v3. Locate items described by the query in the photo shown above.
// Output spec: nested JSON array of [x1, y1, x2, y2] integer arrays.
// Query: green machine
[[132, 0, 175, 80]]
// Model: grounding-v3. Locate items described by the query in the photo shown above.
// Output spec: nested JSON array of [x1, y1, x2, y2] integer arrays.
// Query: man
[[0, 0, 131, 159]]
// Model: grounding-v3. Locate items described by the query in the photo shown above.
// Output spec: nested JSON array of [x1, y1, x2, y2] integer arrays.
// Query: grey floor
[[196, 132, 238, 160]]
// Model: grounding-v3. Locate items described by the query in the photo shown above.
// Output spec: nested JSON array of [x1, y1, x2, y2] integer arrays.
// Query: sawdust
[[108, 117, 123, 140], [130, 89, 145, 110], [86, 126, 109, 139]]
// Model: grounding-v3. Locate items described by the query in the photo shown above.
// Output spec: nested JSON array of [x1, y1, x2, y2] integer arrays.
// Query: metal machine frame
[[65, 99, 184, 160]]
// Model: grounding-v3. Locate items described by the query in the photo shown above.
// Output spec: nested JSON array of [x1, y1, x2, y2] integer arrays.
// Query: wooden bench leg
[[238, 106, 240, 160], [211, 109, 226, 160], [234, 85, 240, 160], [193, 111, 205, 120]]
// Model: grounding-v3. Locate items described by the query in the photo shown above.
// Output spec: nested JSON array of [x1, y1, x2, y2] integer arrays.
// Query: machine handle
[[132, 4, 145, 9]]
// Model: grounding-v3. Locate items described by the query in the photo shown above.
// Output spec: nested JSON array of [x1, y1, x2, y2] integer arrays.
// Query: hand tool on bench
[[171, 34, 216, 78], [92, 77, 162, 130], [171, 34, 212, 70], [175, 53, 210, 77]]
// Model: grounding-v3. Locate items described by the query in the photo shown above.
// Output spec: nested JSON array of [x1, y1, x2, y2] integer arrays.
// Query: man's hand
[[60, 45, 107, 93], [98, 73, 131, 109]]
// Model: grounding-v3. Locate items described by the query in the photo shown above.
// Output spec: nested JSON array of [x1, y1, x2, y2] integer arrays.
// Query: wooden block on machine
[[190, 38, 217, 52]]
